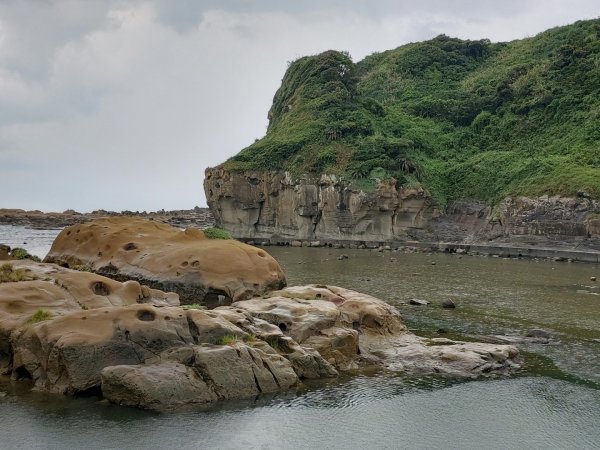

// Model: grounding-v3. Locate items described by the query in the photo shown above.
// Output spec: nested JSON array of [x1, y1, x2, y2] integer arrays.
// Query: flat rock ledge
[[1, 264, 522, 411], [44, 217, 286, 305]]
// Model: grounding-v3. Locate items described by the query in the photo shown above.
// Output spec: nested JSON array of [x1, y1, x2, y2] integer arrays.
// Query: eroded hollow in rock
[[91, 281, 111, 296], [136, 309, 156, 321], [203, 291, 232, 309], [122, 242, 137, 251], [13, 366, 32, 381]]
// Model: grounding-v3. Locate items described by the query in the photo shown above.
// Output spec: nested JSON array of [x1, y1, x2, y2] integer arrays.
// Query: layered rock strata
[[205, 168, 600, 248], [44, 217, 286, 305], [204, 168, 439, 242]]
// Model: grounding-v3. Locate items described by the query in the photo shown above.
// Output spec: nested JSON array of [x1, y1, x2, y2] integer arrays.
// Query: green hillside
[[224, 18, 600, 208]]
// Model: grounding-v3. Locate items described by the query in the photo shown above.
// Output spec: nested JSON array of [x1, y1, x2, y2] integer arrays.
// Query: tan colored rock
[[230, 285, 521, 376], [0, 260, 177, 372], [44, 217, 286, 304], [11, 305, 193, 394]]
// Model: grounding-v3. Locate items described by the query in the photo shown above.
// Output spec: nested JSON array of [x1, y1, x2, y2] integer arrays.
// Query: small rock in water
[[526, 329, 550, 339], [441, 299, 456, 309], [0, 392, 6, 397], [409, 298, 429, 306], [591, 276, 597, 282], [337, 254, 349, 261], [389, 257, 396, 262], [431, 261, 436, 265], [437, 328, 448, 334]]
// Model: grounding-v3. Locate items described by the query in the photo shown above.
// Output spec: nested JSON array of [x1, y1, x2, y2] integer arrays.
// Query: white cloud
[[0, 1, 598, 211]]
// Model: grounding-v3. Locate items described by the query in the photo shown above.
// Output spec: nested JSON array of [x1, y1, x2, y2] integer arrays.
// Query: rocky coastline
[[0, 217, 522, 411], [0, 207, 215, 230], [204, 168, 600, 261]]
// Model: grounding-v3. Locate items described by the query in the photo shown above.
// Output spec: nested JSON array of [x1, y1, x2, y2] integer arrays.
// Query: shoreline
[[1, 208, 598, 264], [239, 237, 600, 264]]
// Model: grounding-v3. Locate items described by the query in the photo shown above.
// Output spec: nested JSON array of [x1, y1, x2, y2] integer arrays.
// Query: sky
[[1, 1, 598, 212]]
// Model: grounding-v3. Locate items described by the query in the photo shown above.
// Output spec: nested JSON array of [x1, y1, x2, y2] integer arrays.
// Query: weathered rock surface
[[204, 168, 439, 242], [11, 305, 193, 394], [204, 168, 600, 249], [0, 260, 177, 373], [429, 196, 600, 248], [231, 285, 520, 376], [44, 217, 286, 304], [101, 343, 298, 410], [2, 267, 522, 410]]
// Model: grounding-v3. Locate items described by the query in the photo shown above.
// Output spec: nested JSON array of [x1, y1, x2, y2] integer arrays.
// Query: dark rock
[[526, 329, 550, 339], [441, 299, 456, 309]]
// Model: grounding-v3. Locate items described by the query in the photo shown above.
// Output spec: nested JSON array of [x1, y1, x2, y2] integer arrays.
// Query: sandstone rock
[[204, 168, 439, 241], [101, 342, 298, 410], [44, 217, 286, 304], [0, 260, 178, 373], [11, 305, 193, 394], [101, 361, 217, 410], [3, 276, 522, 409], [363, 334, 521, 376]]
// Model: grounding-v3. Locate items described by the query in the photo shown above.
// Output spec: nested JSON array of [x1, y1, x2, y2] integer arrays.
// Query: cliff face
[[205, 168, 600, 247], [204, 168, 439, 241]]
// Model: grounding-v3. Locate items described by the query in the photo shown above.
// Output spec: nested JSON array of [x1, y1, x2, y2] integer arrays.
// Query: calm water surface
[[1, 226, 599, 449]]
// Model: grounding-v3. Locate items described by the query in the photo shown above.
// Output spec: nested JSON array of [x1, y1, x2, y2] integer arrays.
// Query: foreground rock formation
[[205, 168, 600, 250], [44, 217, 286, 305], [1, 261, 522, 411]]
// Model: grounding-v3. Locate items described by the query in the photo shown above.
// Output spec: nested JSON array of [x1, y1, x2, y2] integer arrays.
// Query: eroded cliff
[[204, 167, 440, 242], [205, 168, 600, 249]]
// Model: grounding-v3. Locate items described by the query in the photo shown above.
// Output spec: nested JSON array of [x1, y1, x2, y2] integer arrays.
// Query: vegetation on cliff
[[224, 18, 600, 207]]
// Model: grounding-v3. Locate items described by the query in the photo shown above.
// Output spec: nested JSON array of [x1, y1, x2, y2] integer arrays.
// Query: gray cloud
[[0, 0, 598, 211]]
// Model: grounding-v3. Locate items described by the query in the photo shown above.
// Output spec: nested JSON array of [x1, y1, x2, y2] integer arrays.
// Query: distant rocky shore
[[0, 207, 215, 230]]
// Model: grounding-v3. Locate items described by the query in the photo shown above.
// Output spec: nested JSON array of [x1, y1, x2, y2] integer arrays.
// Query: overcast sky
[[1, 1, 598, 212]]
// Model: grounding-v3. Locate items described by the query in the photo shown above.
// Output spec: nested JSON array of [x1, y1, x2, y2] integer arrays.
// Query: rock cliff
[[204, 167, 440, 242], [205, 167, 600, 247], [44, 217, 286, 305]]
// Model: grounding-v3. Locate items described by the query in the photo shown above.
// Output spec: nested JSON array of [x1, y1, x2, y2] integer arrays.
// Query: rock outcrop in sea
[[0, 219, 522, 410]]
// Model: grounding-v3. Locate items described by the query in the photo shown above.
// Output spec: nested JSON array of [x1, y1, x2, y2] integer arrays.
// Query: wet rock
[[591, 276, 597, 282], [441, 299, 456, 309], [337, 254, 349, 260], [525, 329, 550, 343], [101, 342, 298, 411]]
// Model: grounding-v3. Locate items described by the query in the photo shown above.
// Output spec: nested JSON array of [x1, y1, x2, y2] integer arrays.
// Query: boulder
[[44, 217, 286, 304], [101, 343, 298, 410], [0, 260, 177, 373], [409, 298, 429, 306], [11, 305, 193, 394], [230, 285, 520, 377], [442, 299, 456, 309]]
